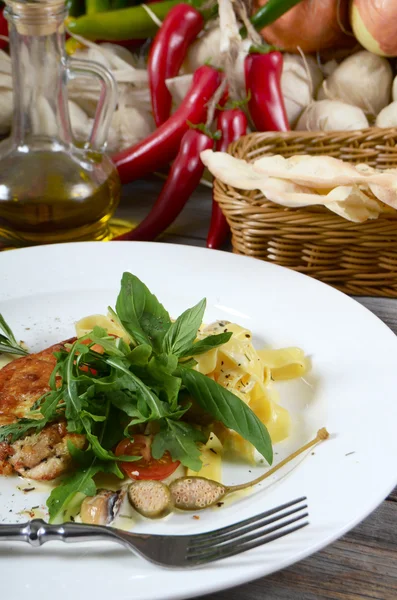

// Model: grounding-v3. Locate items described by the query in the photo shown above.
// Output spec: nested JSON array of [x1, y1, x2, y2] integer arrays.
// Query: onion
[[351, 0, 397, 57], [254, 0, 354, 53]]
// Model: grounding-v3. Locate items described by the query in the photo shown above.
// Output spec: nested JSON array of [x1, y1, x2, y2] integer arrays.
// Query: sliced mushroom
[[128, 480, 172, 519], [80, 489, 125, 525]]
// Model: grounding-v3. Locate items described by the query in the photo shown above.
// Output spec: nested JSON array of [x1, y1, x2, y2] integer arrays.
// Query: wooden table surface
[[120, 179, 397, 600]]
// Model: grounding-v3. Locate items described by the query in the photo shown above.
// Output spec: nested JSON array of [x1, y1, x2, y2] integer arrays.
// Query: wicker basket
[[213, 128, 397, 297]]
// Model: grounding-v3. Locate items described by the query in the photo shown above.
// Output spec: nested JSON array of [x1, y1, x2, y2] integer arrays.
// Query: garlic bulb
[[317, 50, 392, 116], [282, 54, 323, 126], [296, 100, 369, 132]]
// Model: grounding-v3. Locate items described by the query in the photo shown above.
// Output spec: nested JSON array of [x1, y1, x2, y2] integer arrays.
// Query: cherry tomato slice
[[115, 435, 180, 481]]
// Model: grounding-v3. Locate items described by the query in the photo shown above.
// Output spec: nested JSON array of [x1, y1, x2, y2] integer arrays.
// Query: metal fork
[[0, 497, 308, 568]]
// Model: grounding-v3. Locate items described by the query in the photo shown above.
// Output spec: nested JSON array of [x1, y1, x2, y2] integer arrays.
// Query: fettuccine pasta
[[193, 321, 309, 461]]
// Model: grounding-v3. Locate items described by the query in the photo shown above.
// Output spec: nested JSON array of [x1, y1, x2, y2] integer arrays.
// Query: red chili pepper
[[0, 8, 8, 50], [206, 109, 248, 250], [114, 129, 214, 241], [148, 4, 204, 127], [113, 65, 222, 185], [245, 51, 290, 132]]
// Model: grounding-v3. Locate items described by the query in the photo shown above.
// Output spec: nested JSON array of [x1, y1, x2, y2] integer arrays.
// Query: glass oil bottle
[[0, 0, 121, 247]]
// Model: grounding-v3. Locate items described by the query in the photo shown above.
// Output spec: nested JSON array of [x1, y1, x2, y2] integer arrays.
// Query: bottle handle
[[67, 58, 118, 151]]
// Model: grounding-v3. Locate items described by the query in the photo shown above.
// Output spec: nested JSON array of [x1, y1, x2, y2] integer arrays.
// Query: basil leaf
[[178, 358, 197, 369], [180, 369, 273, 465], [147, 354, 181, 407], [152, 419, 205, 471], [126, 343, 152, 366], [47, 465, 100, 522], [162, 299, 206, 357], [179, 332, 233, 357], [115, 272, 171, 352]]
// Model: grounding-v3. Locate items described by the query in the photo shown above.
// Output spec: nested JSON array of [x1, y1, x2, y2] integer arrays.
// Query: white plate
[[1, 242, 396, 600]]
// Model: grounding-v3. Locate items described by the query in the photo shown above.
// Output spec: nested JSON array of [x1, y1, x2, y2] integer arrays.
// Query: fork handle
[[0, 519, 119, 547]]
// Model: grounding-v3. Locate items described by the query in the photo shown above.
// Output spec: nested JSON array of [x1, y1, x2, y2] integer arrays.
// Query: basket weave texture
[[213, 128, 397, 297]]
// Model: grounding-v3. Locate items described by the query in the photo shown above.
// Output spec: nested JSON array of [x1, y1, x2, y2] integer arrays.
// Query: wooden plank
[[200, 501, 397, 600], [388, 487, 397, 502], [354, 297, 397, 337]]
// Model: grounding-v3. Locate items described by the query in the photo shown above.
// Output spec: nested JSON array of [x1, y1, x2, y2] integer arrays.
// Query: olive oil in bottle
[[0, 0, 121, 247]]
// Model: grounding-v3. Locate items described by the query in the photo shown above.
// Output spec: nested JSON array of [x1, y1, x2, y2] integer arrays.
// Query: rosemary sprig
[[0, 314, 28, 356]]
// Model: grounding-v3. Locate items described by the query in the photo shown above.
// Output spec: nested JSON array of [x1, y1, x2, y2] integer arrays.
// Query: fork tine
[[188, 512, 308, 560], [192, 496, 307, 545], [191, 503, 308, 550], [191, 520, 309, 565]]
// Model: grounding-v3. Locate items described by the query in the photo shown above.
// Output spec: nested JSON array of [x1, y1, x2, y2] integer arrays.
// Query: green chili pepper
[[68, 0, 216, 41], [68, 0, 180, 40], [247, 0, 304, 37], [85, 0, 111, 14]]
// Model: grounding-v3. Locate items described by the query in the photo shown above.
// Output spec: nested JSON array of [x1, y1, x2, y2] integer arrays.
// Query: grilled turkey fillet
[[0, 340, 85, 480]]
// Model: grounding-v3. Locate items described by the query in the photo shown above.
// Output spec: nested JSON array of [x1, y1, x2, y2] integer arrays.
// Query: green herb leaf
[[179, 332, 233, 357], [162, 299, 206, 357], [147, 354, 181, 407], [126, 343, 152, 366], [107, 356, 169, 422], [86, 430, 140, 462], [152, 419, 205, 471], [47, 465, 100, 522], [0, 418, 48, 443], [115, 273, 171, 352], [0, 314, 28, 356], [39, 390, 64, 420], [67, 440, 95, 467], [179, 369, 273, 465]]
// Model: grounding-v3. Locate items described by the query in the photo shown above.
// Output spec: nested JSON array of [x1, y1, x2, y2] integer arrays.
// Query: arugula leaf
[[63, 343, 83, 421], [47, 465, 100, 522], [179, 332, 233, 357], [100, 405, 125, 450], [47, 456, 127, 522], [38, 389, 64, 420], [179, 369, 273, 465], [67, 440, 95, 466], [0, 314, 28, 356], [106, 356, 169, 421], [86, 430, 140, 462], [162, 299, 206, 356], [115, 273, 171, 352], [152, 419, 205, 471], [84, 333, 125, 358], [0, 418, 48, 443]]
